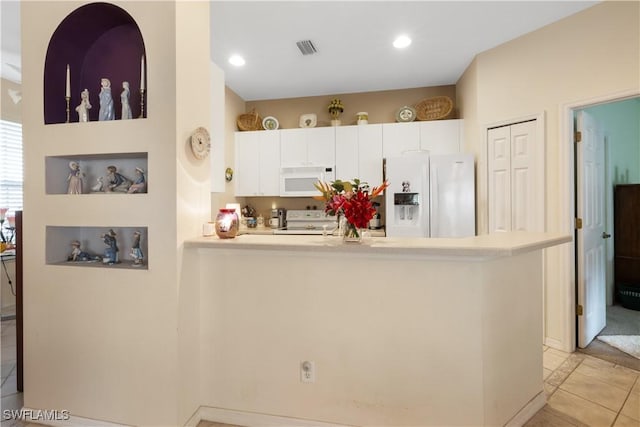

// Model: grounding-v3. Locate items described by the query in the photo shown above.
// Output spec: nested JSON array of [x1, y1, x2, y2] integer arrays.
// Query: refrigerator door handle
[[430, 167, 438, 236]]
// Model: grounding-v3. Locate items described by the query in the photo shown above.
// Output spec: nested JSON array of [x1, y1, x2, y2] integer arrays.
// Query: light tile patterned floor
[[2, 319, 639, 427]]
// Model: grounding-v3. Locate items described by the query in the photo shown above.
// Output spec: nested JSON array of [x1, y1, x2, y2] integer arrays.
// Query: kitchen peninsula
[[185, 232, 570, 427]]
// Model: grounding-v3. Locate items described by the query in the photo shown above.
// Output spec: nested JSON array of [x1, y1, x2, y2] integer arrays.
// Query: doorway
[[574, 96, 640, 362]]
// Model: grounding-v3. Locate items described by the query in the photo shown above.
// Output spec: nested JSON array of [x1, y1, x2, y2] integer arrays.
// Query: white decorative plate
[[299, 113, 317, 128], [190, 127, 211, 160], [395, 106, 417, 123], [262, 116, 279, 130]]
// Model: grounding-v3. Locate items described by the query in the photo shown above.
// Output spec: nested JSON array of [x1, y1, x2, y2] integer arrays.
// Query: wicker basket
[[237, 109, 263, 131], [414, 96, 453, 121]]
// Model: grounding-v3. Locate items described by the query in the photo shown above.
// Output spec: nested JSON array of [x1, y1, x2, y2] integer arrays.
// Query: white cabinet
[[335, 124, 383, 186], [382, 122, 420, 158], [280, 127, 335, 167], [382, 119, 463, 157], [234, 130, 280, 196], [420, 119, 463, 154]]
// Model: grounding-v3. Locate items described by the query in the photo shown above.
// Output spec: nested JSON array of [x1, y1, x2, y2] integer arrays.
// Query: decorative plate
[[299, 113, 317, 128], [262, 116, 279, 130], [396, 106, 417, 123], [190, 126, 211, 160]]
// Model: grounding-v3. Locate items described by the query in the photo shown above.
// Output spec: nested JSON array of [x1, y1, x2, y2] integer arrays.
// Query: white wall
[[457, 1, 640, 350]]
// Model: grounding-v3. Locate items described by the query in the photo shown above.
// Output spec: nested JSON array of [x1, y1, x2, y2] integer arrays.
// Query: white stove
[[273, 210, 338, 235]]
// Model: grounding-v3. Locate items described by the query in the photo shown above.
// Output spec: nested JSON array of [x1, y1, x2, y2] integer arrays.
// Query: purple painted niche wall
[[44, 2, 147, 124]]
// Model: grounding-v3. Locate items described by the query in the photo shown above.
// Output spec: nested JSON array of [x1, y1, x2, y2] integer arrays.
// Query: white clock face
[[191, 127, 211, 159]]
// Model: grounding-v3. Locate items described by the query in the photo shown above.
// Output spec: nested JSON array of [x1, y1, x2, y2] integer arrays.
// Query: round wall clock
[[190, 127, 211, 160]]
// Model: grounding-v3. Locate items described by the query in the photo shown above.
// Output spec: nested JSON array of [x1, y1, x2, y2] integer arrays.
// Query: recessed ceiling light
[[393, 35, 412, 49], [228, 55, 245, 66]]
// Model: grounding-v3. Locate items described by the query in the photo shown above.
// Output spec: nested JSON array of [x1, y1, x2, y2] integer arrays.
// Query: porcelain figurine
[[105, 165, 131, 192], [130, 230, 143, 266], [121, 81, 132, 120], [67, 240, 96, 262], [67, 161, 83, 194], [98, 78, 115, 121], [101, 229, 119, 264], [127, 167, 146, 193], [75, 89, 92, 122], [91, 177, 104, 192]]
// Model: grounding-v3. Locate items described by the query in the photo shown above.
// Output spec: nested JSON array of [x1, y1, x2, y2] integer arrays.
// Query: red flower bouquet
[[314, 178, 388, 240]]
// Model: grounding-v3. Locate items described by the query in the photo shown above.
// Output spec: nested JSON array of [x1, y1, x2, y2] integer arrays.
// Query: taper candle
[[140, 55, 145, 91], [65, 64, 70, 97]]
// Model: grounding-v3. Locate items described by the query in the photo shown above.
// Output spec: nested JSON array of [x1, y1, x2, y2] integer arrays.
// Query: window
[[0, 119, 23, 214]]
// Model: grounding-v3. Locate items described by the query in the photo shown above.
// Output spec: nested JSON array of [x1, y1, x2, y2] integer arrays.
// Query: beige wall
[[1, 78, 22, 123], [456, 0, 639, 350], [246, 85, 456, 129], [22, 2, 211, 425]]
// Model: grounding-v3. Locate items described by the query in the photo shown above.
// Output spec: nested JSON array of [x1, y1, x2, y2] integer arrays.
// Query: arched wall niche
[[44, 2, 147, 124]]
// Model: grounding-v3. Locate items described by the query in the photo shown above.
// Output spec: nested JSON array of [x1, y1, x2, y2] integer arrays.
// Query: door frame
[[559, 88, 639, 351]]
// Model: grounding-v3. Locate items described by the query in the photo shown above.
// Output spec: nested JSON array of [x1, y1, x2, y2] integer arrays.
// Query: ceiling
[[2, 1, 600, 101]]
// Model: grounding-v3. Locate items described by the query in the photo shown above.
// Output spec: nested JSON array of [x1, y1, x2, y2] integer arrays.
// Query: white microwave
[[280, 165, 335, 197]]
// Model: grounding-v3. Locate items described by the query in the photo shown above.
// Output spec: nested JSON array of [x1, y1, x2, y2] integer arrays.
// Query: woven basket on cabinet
[[236, 109, 263, 131], [415, 96, 453, 121]]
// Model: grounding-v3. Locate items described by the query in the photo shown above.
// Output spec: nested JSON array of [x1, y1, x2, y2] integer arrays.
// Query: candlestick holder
[[139, 89, 146, 118], [65, 96, 71, 123]]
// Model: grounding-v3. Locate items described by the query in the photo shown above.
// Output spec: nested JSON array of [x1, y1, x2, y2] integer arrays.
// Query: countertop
[[185, 232, 571, 260]]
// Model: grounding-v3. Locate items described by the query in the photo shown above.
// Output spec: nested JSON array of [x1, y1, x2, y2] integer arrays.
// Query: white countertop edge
[[185, 232, 571, 260]]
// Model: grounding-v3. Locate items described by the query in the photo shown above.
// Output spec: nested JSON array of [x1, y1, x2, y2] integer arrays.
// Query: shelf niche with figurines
[[46, 226, 148, 270], [45, 152, 147, 195], [44, 2, 147, 125]]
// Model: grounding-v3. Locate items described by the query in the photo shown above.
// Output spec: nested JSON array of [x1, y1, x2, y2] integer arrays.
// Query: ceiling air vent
[[296, 40, 317, 56]]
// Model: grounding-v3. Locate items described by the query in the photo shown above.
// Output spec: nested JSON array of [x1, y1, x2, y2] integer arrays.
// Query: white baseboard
[[504, 391, 546, 427], [17, 407, 131, 427], [185, 406, 355, 427], [545, 336, 573, 353]]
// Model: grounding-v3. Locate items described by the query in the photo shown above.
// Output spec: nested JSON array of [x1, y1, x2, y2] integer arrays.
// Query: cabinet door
[[306, 127, 335, 166], [235, 132, 260, 196], [382, 122, 420, 158], [335, 126, 359, 182], [419, 119, 461, 155], [258, 131, 280, 196], [280, 128, 308, 166], [358, 124, 383, 186]]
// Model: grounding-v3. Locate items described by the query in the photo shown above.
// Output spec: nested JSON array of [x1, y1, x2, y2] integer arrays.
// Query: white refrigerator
[[385, 152, 475, 238]]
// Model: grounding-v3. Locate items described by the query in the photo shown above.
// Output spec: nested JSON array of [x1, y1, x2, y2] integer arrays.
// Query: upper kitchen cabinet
[[335, 124, 383, 186], [44, 2, 147, 124], [382, 119, 463, 158], [419, 119, 463, 154], [280, 127, 335, 167], [235, 130, 280, 196]]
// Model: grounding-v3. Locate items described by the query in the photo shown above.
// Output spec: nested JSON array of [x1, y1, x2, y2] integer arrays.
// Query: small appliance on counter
[[270, 208, 287, 229], [273, 210, 337, 235]]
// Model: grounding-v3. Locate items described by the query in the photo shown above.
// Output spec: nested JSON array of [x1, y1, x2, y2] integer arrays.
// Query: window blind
[[0, 120, 23, 213]]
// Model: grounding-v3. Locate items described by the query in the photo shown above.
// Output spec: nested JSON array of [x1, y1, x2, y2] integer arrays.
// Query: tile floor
[[2, 318, 639, 427]]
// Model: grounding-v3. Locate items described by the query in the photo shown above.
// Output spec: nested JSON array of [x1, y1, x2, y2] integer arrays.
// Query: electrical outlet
[[300, 360, 315, 383]]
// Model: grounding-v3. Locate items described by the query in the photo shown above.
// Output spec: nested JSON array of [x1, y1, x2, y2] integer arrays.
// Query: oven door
[[280, 166, 335, 197]]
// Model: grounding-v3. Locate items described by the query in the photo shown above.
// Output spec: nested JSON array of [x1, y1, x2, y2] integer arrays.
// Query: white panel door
[[510, 121, 538, 231], [576, 110, 606, 348], [488, 126, 512, 233], [487, 120, 539, 234], [382, 122, 420, 158]]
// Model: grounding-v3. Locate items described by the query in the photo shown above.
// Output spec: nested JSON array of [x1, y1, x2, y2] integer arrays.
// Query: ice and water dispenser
[[393, 191, 420, 225]]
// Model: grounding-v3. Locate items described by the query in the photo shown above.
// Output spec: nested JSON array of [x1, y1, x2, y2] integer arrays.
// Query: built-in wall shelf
[[46, 226, 148, 270], [44, 2, 147, 124], [45, 152, 148, 195]]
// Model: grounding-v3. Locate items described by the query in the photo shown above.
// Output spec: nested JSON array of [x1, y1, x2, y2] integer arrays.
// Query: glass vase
[[342, 220, 363, 243], [215, 208, 239, 239]]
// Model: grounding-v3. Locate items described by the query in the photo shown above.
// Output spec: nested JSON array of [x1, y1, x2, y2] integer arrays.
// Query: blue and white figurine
[[101, 229, 119, 264], [98, 78, 115, 121]]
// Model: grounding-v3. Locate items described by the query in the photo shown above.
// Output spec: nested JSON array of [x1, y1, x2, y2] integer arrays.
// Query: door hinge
[[575, 218, 583, 229], [576, 304, 584, 316], [575, 131, 582, 143]]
